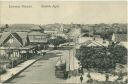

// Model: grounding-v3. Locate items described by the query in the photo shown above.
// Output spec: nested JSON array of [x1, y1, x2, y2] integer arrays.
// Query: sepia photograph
[[0, 1, 127, 84]]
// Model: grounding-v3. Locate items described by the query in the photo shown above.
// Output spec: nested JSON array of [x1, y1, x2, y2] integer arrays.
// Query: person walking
[[87, 72, 93, 83], [80, 75, 83, 83], [87, 72, 91, 79], [105, 73, 109, 81]]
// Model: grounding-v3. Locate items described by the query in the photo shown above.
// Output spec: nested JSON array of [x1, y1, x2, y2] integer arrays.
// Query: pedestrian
[[80, 75, 83, 83], [87, 72, 91, 79], [105, 73, 109, 81], [81, 67, 84, 74], [87, 72, 93, 83]]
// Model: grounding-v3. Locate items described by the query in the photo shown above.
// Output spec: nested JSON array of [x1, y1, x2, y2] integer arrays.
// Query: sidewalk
[[0, 56, 42, 83]]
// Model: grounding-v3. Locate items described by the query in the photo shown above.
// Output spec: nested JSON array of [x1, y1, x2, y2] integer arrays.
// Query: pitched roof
[[0, 32, 10, 46], [0, 32, 29, 46], [11, 33, 23, 45], [81, 40, 104, 47], [16, 32, 29, 46]]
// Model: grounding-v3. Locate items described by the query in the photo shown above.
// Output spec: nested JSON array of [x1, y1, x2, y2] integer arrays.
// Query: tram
[[55, 60, 68, 79]]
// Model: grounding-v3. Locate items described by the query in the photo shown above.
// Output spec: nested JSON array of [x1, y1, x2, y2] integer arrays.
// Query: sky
[[0, 1, 127, 24]]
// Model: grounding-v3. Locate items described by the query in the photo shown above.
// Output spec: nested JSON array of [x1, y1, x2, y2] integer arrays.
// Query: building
[[43, 23, 67, 38], [0, 32, 37, 68], [28, 31, 49, 50], [0, 24, 50, 68], [112, 33, 127, 42], [111, 33, 127, 49], [44, 28, 58, 35], [28, 31, 48, 44], [80, 40, 104, 47], [69, 28, 81, 38]]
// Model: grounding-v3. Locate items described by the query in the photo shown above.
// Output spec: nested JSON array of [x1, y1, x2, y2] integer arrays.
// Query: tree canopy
[[76, 45, 127, 72], [48, 36, 66, 49]]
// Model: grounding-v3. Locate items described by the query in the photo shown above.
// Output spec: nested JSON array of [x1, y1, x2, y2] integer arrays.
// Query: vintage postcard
[[0, 1, 127, 84]]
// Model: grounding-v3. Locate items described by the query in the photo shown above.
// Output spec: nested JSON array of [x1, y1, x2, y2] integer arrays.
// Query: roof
[[4, 24, 41, 32], [28, 31, 47, 36], [0, 32, 29, 46], [81, 40, 104, 47], [11, 33, 23, 45], [0, 32, 10, 45], [16, 32, 29, 46], [28, 31, 48, 43], [113, 34, 127, 42]]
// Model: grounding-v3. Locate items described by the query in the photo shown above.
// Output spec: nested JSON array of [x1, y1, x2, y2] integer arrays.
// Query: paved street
[[7, 50, 68, 84]]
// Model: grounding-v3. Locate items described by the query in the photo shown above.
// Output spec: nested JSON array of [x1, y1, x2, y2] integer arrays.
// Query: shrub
[[76, 45, 127, 72], [0, 68, 7, 75]]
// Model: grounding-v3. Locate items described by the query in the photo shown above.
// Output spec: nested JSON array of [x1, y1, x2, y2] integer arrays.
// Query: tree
[[5, 24, 9, 28], [108, 45, 127, 64], [48, 36, 66, 49], [76, 45, 127, 72]]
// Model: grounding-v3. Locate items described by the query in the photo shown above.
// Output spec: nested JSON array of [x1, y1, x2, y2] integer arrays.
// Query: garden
[[75, 43, 127, 83]]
